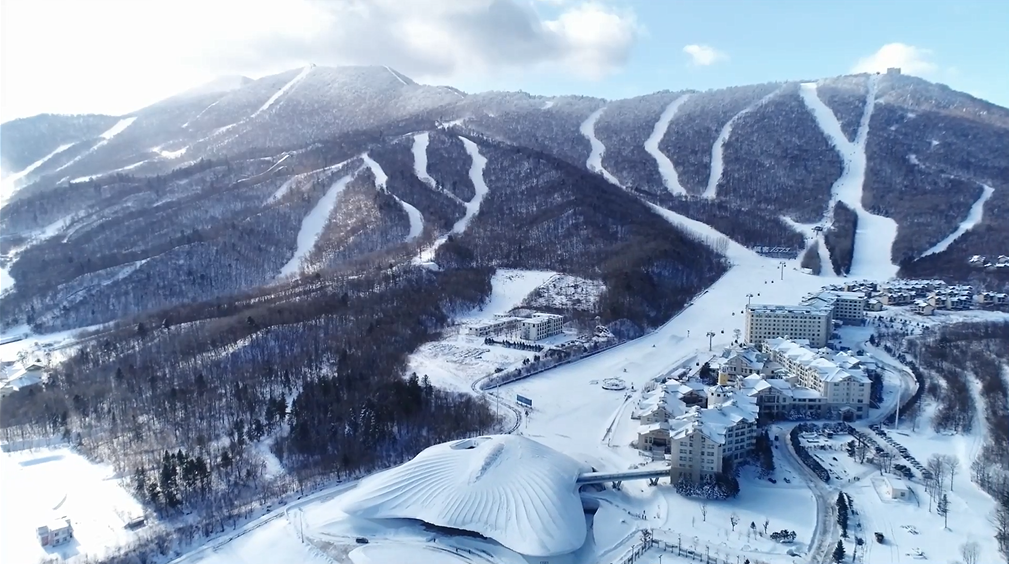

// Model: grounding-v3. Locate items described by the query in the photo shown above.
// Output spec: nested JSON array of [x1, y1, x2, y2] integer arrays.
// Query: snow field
[[55, 117, 138, 174], [579, 107, 624, 188], [644, 94, 691, 195], [0, 446, 147, 564], [921, 184, 994, 256], [799, 77, 900, 279], [1, 142, 75, 201], [183, 517, 330, 564]]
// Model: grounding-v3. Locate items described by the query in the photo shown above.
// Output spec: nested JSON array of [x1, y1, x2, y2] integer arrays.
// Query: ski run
[[644, 94, 691, 195], [579, 107, 623, 188], [415, 137, 489, 263], [921, 184, 995, 256], [251, 65, 313, 118], [362, 153, 424, 242], [799, 76, 900, 279], [265, 159, 353, 204], [704, 87, 782, 199], [278, 170, 359, 278], [1, 142, 75, 200], [410, 133, 437, 189], [54, 117, 138, 174]]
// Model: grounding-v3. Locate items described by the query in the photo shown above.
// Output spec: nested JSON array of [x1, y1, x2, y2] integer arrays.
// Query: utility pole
[[706, 331, 716, 351]]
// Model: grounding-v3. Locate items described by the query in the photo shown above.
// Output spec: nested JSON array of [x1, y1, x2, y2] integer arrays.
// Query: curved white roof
[[338, 435, 591, 556]]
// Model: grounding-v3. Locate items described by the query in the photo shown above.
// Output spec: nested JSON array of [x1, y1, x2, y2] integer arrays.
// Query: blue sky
[[2, 0, 1007, 120], [457, 0, 1009, 107]]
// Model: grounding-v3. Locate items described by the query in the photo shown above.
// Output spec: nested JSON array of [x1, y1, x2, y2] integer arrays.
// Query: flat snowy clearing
[[0, 446, 146, 563]]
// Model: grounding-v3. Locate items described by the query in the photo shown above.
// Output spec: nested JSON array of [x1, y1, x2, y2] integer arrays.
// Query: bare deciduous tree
[[960, 540, 980, 564]]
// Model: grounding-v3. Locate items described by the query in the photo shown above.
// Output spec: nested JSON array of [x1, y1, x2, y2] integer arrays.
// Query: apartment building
[[520, 313, 564, 341], [467, 315, 523, 338], [744, 304, 832, 348], [761, 338, 872, 418], [37, 517, 73, 547]]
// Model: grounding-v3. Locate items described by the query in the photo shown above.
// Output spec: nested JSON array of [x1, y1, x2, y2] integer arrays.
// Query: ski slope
[[362, 153, 424, 242], [383, 65, 408, 86], [414, 137, 489, 263], [54, 117, 138, 174], [703, 87, 782, 199], [800, 76, 899, 279], [644, 94, 691, 195], [921, 184, 995, 257], [411, 133, 437, 189], [579, 107, 623, 187], [1, 143, 75, 199], [648, 203, 760, 265], [266, 159, 354, 204], [278, 169, 359, 277], [251, 65, 313, 118]]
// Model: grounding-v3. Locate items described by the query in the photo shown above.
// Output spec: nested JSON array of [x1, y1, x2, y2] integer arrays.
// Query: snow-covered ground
[[704, 87, 783, 199], [522, 274, 605, 312], [362, 153, 424, 242], [55, 117, 138, 174], [644, 95, 691, 195], [799, 78, 900, 279], [251, 65, 313, 118], [410, 132, 437, 189], [921, 184, 994, 257], [579, 107, 623, 188], [0, 445, 147, 564], [0, 263, 14, 296], [278, 169, 360, 277], [1, 142, 75, 202]]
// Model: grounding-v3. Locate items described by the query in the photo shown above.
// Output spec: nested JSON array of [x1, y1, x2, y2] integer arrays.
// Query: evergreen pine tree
[[937, 493, 950, 529], [833, 539, 846, 562]]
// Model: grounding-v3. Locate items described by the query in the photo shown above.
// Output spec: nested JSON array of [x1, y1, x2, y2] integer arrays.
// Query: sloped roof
[[337, 435, 591, 557]]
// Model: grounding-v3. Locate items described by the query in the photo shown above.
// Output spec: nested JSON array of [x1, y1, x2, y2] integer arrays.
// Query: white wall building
[[667, 391, 759, 483], [744, 304, 832, 348], [883, 476, 909, 500], [802, 291, 866, 324], [520, 313, 564, 341], [761, 338, 872, 419], [37, 517, 73, 546]]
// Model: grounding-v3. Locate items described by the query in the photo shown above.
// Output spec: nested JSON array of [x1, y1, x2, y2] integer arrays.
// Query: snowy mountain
[[2, 66, 1007, 336]]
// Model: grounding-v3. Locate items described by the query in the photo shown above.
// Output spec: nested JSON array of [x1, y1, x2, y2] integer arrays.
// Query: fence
[[607, 530, 772, 564]]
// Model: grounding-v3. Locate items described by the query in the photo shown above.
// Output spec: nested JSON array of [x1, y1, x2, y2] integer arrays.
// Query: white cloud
[[682, 44, 728, 66], [0, 0, 640, 121], [851, 43, 937, 76]]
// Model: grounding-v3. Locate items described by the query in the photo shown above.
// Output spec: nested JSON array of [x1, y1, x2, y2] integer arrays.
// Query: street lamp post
[[779, 261, 787, 281], [706, 331, 716, 351]]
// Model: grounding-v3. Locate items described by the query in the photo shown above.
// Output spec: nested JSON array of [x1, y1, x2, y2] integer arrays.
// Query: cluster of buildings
[[968, 255, 1009, 271], [467, 312, 564, 341], [867, 279, 1007, 316], [635, 337, 874, 482]]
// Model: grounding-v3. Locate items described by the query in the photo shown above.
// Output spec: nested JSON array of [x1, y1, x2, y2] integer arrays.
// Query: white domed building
[[336, 434, 593, 557]]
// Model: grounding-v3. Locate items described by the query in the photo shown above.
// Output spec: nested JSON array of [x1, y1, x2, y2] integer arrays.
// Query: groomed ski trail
[[921, 184, 995, 257], [251, 65, 313, 118], [799, 75, 899, 280], [579, 107, 623, 188], [278, 169, 359, 278], [362, 153, 424, 242], [647, 203, 762, 266], [266, 159, 353, 204], [783, 216, 833, 276], [703, 87, 783, 199], [415, 137, 489, 263], [644, 94, 691, 195], [411, 133, 462, 204], [55, 117, 138, 174], [1, 143, 75, 198]]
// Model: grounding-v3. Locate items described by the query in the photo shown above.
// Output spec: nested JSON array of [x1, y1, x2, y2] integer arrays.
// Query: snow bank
[[921, 184, 994, 256], [251, 65, 313, 118], [278, 170, 358, 277], [580, 107, 623, 187], [337, 435, 591, 557], [800, 77, 899, 280], [644, 94, 691, 195]]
